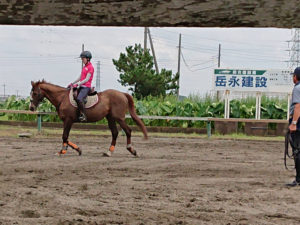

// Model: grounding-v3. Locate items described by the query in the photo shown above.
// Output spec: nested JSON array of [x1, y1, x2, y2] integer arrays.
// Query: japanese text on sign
[[213, 69, 293, 93]]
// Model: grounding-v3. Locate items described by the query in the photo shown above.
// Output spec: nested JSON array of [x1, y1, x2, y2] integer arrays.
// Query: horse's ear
[[31, 81, 34, 86]]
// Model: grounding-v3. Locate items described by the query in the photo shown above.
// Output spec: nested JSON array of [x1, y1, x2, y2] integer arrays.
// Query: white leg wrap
[[127, 144, 132, 149]]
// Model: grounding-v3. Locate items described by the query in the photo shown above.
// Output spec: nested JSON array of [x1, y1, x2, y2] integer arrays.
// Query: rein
[[285, 130, 298, 170], [56, 89, 69, 111], [37, 83, 69, 111]]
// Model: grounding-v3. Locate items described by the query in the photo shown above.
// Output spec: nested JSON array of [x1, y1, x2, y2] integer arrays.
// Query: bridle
[[30, 86, 43, 107]]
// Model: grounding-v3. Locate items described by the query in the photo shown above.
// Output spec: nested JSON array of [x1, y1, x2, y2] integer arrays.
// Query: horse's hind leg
[[103, 115, 119, 157], [117, 119, 137, 156]]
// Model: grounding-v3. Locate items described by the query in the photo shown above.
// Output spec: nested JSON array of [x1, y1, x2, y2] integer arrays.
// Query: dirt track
[[0, 134, 299, 225]]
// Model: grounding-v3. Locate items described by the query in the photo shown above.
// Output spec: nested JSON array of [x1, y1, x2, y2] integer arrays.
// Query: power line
[[151, 29, 287, 68], [181, 50, 216, 72], [153, 33, 287, 61], [222, 48, 286, 58], [221, 52, 284, 62], [190, 58, 217, 68], [152, 28, 288, 49], [153, 32, 287, 54]]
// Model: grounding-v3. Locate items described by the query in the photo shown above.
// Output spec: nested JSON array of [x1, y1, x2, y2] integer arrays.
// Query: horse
[[29, 80, 148, 157]]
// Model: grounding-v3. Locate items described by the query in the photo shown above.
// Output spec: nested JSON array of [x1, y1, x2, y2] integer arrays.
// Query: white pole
[[224, 91, 227, 119], [287, 93, 291, 120], [224, 90, 230, 119], [255, 92, 258, 120], [227, 90, 230, 119], [258, 92, 261, 120], [255, 92, 261, 120]]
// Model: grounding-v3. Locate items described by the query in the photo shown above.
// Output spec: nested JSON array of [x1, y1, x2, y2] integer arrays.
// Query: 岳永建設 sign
[[213, 69, 293, 93]]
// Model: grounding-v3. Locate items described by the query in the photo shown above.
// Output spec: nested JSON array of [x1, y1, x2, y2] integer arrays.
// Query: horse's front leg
[[58, 119, 81, 156]]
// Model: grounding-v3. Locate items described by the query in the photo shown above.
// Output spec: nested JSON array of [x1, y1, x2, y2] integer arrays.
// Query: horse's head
[[29, 81, 45, 111]]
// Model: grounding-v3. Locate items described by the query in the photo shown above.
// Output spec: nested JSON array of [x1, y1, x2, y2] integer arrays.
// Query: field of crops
[[0, 94, 288, 128]]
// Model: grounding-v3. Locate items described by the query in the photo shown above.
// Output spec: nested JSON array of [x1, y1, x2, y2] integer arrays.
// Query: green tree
[[113, 44, 179, 99]]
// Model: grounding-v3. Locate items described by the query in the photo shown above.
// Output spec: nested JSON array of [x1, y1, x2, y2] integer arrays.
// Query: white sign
[[213, 69, 293, 93]]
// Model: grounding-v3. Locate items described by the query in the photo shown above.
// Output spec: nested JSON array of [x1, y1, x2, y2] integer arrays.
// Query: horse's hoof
[[127, 147, 137, 157], [55, 150, 66, 156], [103, 151, 112, 157], [76, 148, 82, 156], [133, 151, 139, 157]]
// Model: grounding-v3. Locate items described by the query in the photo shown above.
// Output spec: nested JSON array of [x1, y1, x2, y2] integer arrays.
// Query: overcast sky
[[0, 26, 293, 97]]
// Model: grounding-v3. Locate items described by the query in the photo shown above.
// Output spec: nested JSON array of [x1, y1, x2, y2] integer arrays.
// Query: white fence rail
[[0, 109, 289, 137]]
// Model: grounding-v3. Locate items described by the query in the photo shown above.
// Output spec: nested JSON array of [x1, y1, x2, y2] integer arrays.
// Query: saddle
[[69, 87, 99, 109], [73, 87, 97, 99]]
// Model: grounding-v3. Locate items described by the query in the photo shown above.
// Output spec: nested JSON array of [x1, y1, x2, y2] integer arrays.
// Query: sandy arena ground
[[0, 131, 300, 225]]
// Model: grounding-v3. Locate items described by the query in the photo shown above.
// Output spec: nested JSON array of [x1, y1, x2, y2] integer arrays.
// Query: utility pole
[[2, 84, 5, 97], [217, 44, 221, 100], [218, 44, 221, 68], [81, 43, 84, 69], [177, 33, 182, 99], [96, 61, 100, 92], [144, 27, 147, 53], [147, 28, 159, 74]]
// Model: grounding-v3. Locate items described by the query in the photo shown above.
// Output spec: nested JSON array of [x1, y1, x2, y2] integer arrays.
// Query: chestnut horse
[[29, 80, 148, 157]]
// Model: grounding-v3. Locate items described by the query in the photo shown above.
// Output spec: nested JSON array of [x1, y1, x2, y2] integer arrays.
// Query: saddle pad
[[69, 89, 99, 109]]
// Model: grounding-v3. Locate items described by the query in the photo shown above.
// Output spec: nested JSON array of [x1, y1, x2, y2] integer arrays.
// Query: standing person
[[68, 51, 94, 122], [287, 67, 300, 186]]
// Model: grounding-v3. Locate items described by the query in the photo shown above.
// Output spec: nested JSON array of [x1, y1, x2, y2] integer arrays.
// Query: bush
[[1, 94, 288, 128]]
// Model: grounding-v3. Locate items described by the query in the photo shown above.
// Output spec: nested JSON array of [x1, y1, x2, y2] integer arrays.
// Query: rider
[[69, 50, 94, 122]]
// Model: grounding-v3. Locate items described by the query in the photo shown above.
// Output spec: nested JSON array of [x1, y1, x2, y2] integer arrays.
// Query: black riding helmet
[[80, 51, 92, 60]]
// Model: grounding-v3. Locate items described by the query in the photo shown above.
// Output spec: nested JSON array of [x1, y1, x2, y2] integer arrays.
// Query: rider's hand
[[73, 84, 78, 88], [67, 83, 73, 88], [289, 124, 297, 132]]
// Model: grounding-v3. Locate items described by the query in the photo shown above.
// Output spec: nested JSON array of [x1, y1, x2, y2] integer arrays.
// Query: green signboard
[[213, 68, 292, 93], [214, 69, 267, 76]]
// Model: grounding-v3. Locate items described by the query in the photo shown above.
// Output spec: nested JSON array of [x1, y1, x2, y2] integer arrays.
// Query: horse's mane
[[36, 79, 66, 89]]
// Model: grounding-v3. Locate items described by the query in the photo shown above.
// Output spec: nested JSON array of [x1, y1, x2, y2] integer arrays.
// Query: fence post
[[255, 92, 262, 120], [206, 121, 211, 138], [37, 114, 42, 132]]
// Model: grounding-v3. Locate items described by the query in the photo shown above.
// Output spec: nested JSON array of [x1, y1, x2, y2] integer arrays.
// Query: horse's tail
[[124, 93, 148, 139]]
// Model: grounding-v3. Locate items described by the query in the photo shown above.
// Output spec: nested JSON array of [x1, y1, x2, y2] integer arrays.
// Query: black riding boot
[[77, 101, 87, 122]]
